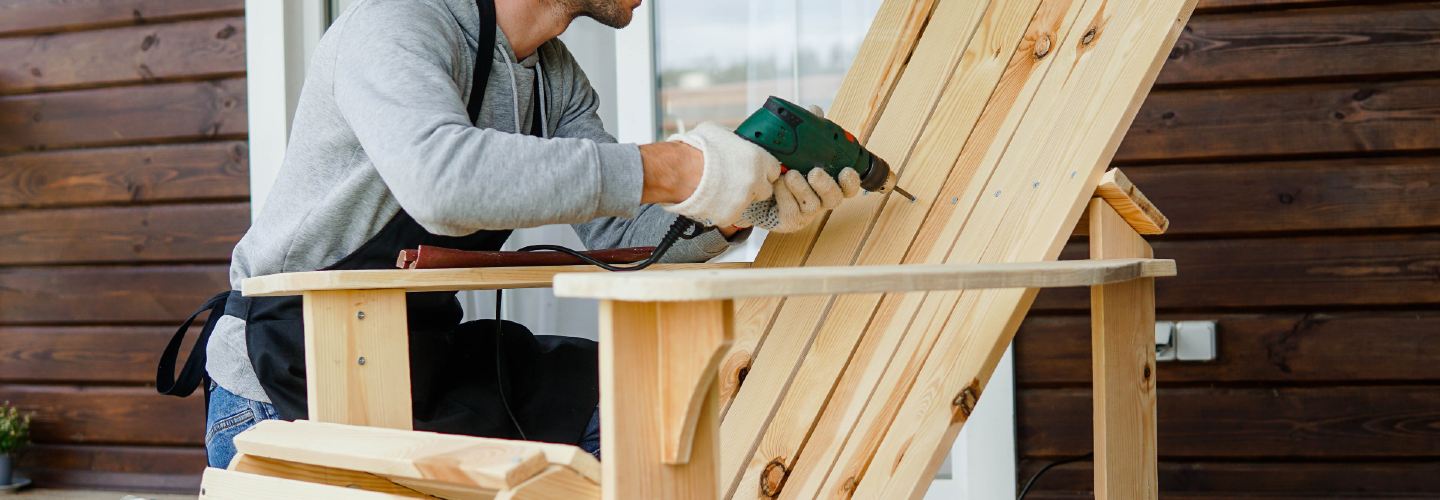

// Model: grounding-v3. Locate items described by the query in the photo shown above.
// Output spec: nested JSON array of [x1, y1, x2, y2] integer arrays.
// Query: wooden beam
[[227, 454, 427, 497], [243, 263, 747, 297], [200, 468, 415, 499], [1088, 199, 1159, 499], [1095, 169, 1169, 234], [302, 289, 412, 429], [497, 466, 600, 500]]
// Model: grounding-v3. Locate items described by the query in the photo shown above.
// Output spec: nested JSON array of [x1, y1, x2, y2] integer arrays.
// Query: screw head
[[357, 356, 367, 366], [356, 311, 366, 320]]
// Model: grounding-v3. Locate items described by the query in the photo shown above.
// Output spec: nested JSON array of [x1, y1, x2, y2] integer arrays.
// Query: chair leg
[[303, 289, 413, 429], [1087, 199, 1159, 499]]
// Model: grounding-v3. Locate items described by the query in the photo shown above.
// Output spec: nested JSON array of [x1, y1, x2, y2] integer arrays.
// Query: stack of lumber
[[719, 0, 1196, 497]]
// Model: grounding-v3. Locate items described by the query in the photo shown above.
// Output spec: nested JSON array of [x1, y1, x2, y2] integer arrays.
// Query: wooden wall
[[0, 0, 247, 492], [1016, 0, 1440, 497]]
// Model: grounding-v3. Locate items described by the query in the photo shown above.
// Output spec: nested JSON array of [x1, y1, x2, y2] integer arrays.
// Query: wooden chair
[[199, 0, 1195, 498]]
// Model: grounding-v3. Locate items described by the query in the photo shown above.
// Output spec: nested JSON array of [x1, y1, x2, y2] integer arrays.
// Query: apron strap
[[156, 290, 232, 397]]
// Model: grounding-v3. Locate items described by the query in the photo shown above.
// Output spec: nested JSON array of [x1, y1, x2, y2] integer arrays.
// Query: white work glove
[[737, 167, 862, 233], [664, 122, 780, 227]]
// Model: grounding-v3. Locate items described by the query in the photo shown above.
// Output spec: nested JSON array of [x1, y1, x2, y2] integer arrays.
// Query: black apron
[[157, 0, 600, 445]]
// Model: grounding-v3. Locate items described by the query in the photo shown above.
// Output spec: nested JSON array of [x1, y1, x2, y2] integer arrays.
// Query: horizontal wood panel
[[0, 142, 249, 208], [1123, 156, 1440, 235], [0, 16, 245, 95], [0, 78, 246, 153], [0, 0, 243, 36], [1159, 5, 1440, 85], [0, 265, 230, 324], [1194, 0, 1357, 11], [19, 444, 204, 493], [1033, 233, 1440, 311], [0, 203, 249, 264], [1116, 79, 1440, 162], [1016, 311, 1440, 385], [0, 326, 193, 384], [1019, 386, 1440, 458], [0, 384, 204, 446], [1018, 460, 1440, 498]]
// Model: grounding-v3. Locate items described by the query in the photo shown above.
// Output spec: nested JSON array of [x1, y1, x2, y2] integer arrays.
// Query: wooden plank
[[1035, 233, 1440, 311], [0, 142, 250, 209], [0, 0, 244, 36], [1019, 385, 1440, 458], [0, 326, 191, 383], [1018, 460, 1440, 497], [303, 290, 413, 429], [657, 301, 732, 464], [1094, 169, 1167, 234], [200, 468, 416, 500], [228, 454, 428, 498], [0, 203, 248, 264], [0, 384, 203, 446], [1016, 311, 1440, 385], [1117, 79, 1440, 163], [1118, 157, 1440, 236], [599, 300, 721, 499], [244, 262, 747, 297], [0, 16, 246, 95], [1087, 199, 1158, 500], [0, 78, 247, 153], [498, 466, 600, 500], [1195, 0, 1403, 13], [1160, 4, 1440, 85], [18, 444, 204, 493], [558, 259, 1175, 302], [0, 265, 229, 324], [235, 420, 550, 492]]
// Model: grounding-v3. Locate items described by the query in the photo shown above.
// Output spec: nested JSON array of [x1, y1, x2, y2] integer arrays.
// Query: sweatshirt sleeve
[[332, 1, 641, 236], [543, 41, 733, 262]]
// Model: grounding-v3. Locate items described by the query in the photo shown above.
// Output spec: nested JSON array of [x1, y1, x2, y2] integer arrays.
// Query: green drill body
[[735, 96, 912, 200]]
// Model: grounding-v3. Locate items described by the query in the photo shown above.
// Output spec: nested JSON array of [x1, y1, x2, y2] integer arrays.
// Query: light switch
[[1155, 321, 1176, 362], [1175, 320, 1218, 362]]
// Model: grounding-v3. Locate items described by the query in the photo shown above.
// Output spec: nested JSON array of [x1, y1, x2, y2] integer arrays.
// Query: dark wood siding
[[0, 0, 246, 492], [1016, 1, 1440, 497]]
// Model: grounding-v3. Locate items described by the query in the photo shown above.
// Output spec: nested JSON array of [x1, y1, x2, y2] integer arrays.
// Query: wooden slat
[[19, 444, 204, 493], [0, 78, 247, 153], [244, 262, 748, 297], [0, 326, 189, 384], [201, 468, 416, 500], [0, 142, 249, 209], [303, 290, 413, 430], [0, 265, 230, 324], [1116, 79, 1440, 163], [1094, 169, 1168, 234], [1035, 233, 1440, 311], [1119, 157, 1440, 236], [0, 16, 245, 95], [0, 384, 203, 446], [1020, 385, 1440, 458], [1019, 460, 1440, 497], [0, 203, 248, 264], [1159, 4, 1440, 86], [1194, 0, 1388, 13], [557, 259, 1176, 301], [229, 454, 428, 497], [1016, 311, 1440, 385], [0, 0, 244, 36]]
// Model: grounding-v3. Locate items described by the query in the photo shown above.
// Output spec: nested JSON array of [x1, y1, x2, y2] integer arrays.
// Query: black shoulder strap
[[469, 0, 498, 125]]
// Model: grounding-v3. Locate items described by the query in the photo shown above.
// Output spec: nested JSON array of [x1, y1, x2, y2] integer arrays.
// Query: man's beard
[[557, 0, 633, 29]]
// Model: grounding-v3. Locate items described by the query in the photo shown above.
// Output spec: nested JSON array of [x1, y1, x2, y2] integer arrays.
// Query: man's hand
[[738, 167, 862, 233], [650, 122, 781, 227]]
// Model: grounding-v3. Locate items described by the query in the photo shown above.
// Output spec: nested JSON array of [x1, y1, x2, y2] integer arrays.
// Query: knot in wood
[[1033, 34, 1052, 59], [760, 459, 789, 498], [1082, 27, 1098, 45]]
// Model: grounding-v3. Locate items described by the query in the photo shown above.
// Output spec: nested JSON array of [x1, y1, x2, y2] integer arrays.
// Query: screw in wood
[[1082, 27, 1098, 45], [951, 384, 980, 421], [357, 356, 367, 366], [1033, 34, 1052, 59], [760, 459, 789, 498], [950, 196, 959, 204], [356, 311, 366, 320]]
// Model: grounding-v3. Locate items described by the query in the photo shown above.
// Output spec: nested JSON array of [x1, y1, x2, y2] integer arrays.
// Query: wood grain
[[18, 444, 205, 493], [0, 326, 190, 384], [245, 262, 748, 297], [303, 290, 413, 430], [1018, 460, 1440, 498], [0, 0, 243, 36], [0, 16, 245, 95], [0, 384, 204, 446], [0, 203, 248, 264], [1020, 385, 1440, 458], [0, 265, 230, 324], [1117, 79, 1440, 162], [0, 78, 247, 153], [0, 142, 249, 209], [1016, 311, 1440, 385]]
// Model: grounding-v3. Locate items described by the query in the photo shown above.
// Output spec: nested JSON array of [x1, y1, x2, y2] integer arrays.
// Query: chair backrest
[[721, 0, 1197, 497]]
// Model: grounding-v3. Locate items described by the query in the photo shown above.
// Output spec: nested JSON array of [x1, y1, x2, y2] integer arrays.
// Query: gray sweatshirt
[[208, 0, 731, 403]]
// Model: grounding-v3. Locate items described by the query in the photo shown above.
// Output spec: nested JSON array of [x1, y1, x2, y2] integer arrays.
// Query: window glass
[[654, 0, 884, 138]]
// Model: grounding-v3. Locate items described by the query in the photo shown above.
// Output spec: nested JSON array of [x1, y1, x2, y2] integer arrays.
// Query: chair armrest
[[241, 263, 750, 297], [553, 258, 1175, 301]]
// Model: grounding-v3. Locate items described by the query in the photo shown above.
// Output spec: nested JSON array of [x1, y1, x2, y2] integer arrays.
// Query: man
[[158, 0, 860, 468]]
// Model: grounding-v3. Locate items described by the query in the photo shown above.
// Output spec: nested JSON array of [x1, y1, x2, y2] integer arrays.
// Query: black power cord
[[1017, 451, 1092, 499], [493, 289, 527, 441], [517, 216, 707, 272]]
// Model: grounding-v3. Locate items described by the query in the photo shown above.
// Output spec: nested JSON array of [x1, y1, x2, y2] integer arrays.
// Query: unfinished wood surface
[[600, 300, 722, 499], [497, 466, 600, 500], [228, 454, 427, 498], [243, 262, 746, 297], [200, 468, 415, 500], [1088, 199, 1159, 499], [1094, 169, 1168, 234], [235, 420, 550, 492], [302, 290, 412, 429], [658, 301, 733, 465]]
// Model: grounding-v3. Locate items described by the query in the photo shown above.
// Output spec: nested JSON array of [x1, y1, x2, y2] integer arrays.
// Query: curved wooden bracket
[[657, 301, 734, 464]]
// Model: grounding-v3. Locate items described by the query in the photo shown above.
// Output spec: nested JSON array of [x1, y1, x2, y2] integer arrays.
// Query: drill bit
[[893, 186, 917, 202]]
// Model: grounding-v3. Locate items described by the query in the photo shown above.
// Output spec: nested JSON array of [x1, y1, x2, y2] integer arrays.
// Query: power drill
[[736, 96, 915, 202]]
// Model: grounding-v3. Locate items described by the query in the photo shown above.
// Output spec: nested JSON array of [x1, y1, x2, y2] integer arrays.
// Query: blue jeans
[[205, 382, 602, 468]]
